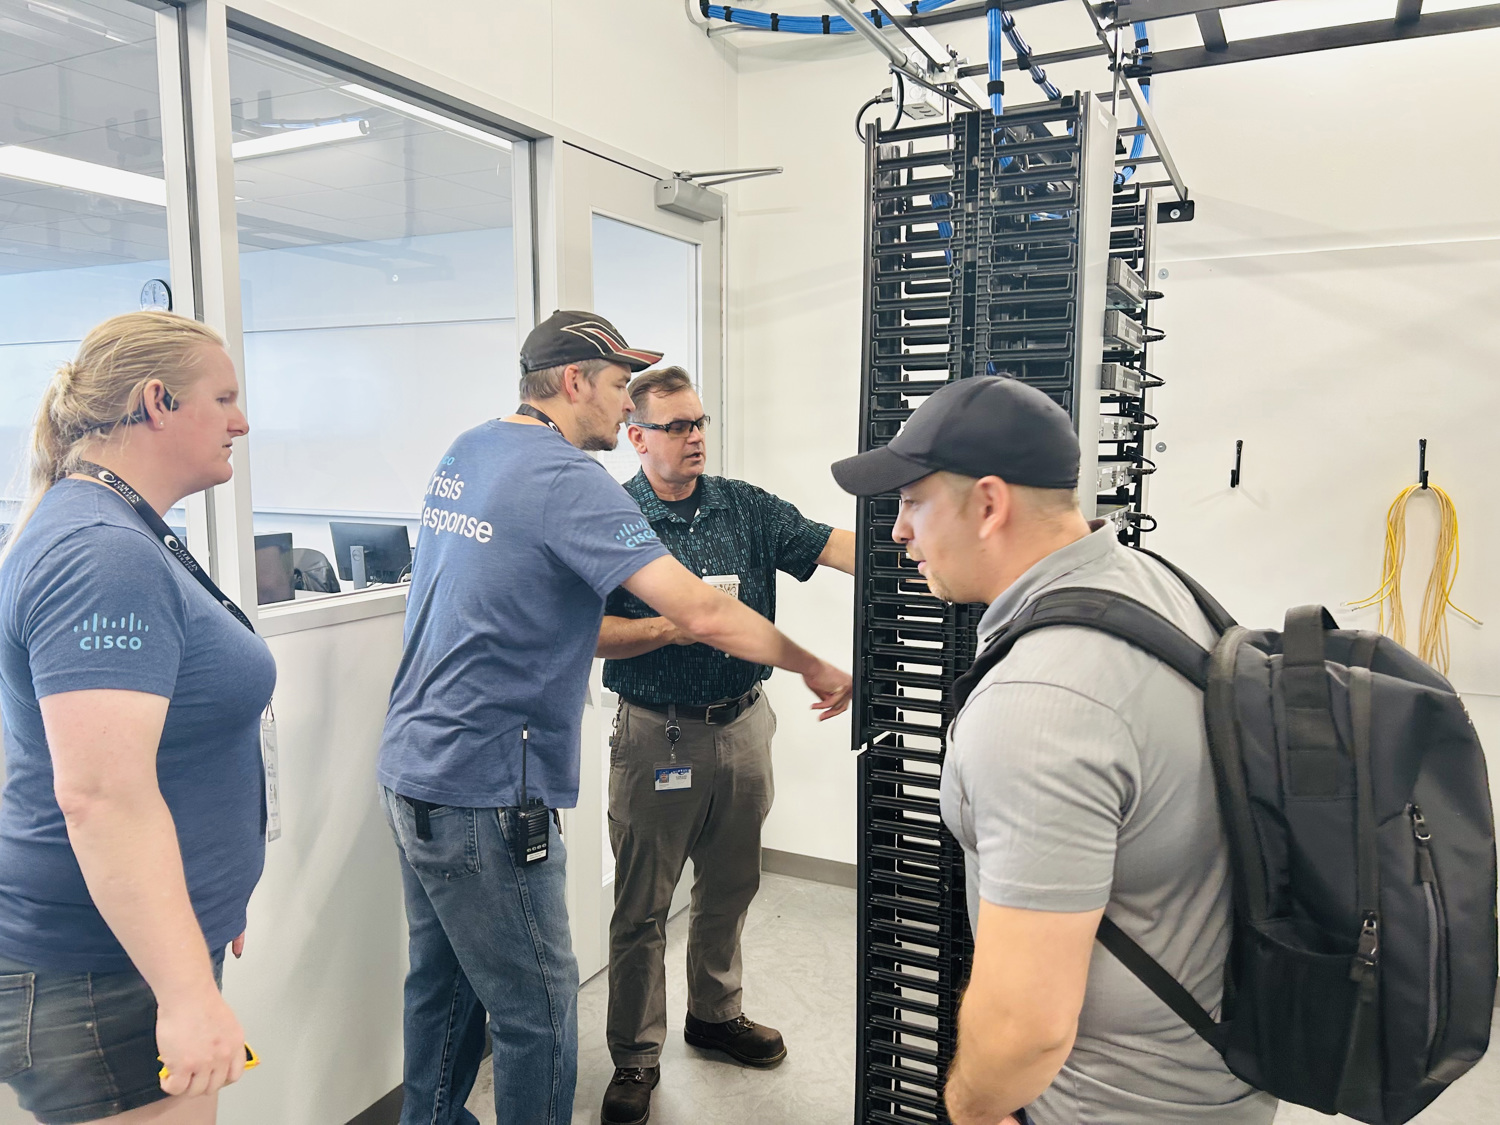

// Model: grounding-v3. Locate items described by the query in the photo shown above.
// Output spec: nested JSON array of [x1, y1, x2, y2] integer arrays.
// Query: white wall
[[730, 19, 1500, 866], [220, 614, 409, 1125], [269, 0, 741, 177], [1144, 29, 1500, 792], [732, 34, 889, 866]]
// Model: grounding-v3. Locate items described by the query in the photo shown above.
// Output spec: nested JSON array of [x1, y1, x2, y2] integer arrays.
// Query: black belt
[[625, 688, 760, 726], [399, 795, 559, 841]]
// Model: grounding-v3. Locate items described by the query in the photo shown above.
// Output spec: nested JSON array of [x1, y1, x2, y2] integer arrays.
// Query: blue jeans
[[382, 788, 578, 1125]]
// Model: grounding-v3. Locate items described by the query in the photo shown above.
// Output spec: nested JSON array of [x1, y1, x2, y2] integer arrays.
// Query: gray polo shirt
[[940, 524, 1277, 1125]]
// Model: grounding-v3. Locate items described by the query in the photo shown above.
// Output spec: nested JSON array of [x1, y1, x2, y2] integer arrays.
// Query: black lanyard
[[76, 462, 256, 635], [515, 403, 563, 435]]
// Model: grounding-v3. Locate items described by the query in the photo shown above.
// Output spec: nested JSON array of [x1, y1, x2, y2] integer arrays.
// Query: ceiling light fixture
[[340, 84, 513, 150], [0, 144, 166, 206], [231, 118, 370, 160], [2, 112, 386, 209]]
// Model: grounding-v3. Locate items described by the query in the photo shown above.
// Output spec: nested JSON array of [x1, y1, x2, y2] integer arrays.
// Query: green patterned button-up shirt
[[603, 471, 832, 707]]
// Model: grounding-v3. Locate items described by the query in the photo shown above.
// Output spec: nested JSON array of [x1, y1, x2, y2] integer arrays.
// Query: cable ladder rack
[[853, 92, 1159, 1124]]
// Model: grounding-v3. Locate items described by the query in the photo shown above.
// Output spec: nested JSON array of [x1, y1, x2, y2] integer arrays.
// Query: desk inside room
[[253, 521, 414, 606]]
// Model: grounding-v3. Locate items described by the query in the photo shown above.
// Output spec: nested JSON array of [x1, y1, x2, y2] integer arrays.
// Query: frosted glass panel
[[228, 36, 518, 599], [244, 318, 518, 516], [590, 215, 700, 483]]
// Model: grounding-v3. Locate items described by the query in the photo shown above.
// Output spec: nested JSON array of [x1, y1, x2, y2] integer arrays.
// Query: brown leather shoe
[[683, 1013, 787, 1067], [601, 1066, 660, 1125]]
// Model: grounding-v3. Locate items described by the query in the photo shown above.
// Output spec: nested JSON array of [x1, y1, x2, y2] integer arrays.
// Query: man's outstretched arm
[[621, 554, 851, 719]]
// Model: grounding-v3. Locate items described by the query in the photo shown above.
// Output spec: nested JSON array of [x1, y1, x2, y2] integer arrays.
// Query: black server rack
[[853, 95, 1107, 1125]]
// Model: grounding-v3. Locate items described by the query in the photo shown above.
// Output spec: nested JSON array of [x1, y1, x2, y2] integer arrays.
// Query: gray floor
[[467, 872, 856, 1124], [466, 872, 1500, 1124]]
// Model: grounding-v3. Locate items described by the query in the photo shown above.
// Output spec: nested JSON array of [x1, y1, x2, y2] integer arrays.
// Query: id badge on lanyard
[[261, 704, 281, 842], [654, 704, 692, 792]]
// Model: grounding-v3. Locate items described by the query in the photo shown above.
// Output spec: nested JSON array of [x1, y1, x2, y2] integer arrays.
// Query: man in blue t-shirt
[[377, 310, 852, 1125]]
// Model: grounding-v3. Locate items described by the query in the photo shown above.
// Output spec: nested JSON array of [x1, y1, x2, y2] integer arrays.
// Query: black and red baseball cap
[[520, 310, 663, 373]]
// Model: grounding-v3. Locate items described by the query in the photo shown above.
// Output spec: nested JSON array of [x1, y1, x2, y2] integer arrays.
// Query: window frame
[[148, 0, 714, 637], [171, 1, 537, 635]]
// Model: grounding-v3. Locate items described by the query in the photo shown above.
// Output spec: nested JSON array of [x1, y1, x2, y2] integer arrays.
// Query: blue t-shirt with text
[[0, 480, 276, 971], [377, 421, 670, 809]]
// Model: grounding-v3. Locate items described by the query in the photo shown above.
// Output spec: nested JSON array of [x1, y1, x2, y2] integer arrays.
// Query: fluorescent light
[[341, 84, 513, 151], [0, 144, 165, 207], [231, 119, 370, 160]]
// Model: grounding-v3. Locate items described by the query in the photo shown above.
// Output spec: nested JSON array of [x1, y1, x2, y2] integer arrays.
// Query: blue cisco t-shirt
[[0, 479, 276, 972], [377, 421, 670, 809]]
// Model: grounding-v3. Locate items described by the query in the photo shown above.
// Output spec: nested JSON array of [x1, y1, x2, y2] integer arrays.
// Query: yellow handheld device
[[159, 1043, 259, 1081]]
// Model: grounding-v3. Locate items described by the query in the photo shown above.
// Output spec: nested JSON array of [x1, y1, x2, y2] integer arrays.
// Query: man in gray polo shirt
[[832, 377, 1277, 1125]]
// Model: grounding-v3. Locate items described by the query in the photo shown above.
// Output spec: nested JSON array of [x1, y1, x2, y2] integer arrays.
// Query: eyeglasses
[[634, 415, 711, 437]]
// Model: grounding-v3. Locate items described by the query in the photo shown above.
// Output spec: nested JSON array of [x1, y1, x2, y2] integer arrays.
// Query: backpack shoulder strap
[[948, 582, 1233, 1059], [1132, 547, 1239, 634], [1096, 916, 1223, 1052], [952, 587, 1213, 711]]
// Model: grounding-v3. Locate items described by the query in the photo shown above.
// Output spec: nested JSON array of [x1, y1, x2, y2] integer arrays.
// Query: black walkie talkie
[[516, 724, 550, 865]]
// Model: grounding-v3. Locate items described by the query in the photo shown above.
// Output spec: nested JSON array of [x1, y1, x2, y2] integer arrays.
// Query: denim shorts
[[0, 953, 224, 1124]]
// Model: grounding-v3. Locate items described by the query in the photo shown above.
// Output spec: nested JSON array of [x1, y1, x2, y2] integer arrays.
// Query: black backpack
[[952, 552, 1497, 1125]]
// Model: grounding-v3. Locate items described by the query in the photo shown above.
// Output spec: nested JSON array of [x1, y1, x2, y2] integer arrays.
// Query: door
[[545, 140, 725, 983]]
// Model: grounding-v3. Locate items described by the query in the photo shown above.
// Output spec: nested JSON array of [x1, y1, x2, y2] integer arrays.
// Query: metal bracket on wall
[[1157, 198, 1194, 223]]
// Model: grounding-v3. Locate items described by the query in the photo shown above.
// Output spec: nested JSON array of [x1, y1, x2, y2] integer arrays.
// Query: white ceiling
[[0, 0, 514, 277]]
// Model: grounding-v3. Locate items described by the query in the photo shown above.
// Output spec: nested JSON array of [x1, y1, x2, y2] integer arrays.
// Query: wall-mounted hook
[[1418, 438, 1429, 489], [1229, 440, 1243, 488]]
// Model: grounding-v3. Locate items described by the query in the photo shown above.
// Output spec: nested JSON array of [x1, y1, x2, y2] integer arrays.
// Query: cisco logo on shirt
[[615, 519, 659, 550], [74, 612, 150, 652]]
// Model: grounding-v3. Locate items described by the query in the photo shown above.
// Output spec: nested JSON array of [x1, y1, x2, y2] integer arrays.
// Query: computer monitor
[[253, 532, 295, 605], [329, 521, 412, 589]]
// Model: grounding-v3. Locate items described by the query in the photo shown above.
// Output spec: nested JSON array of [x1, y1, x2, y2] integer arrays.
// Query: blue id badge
[[654, 763, 692, 792]]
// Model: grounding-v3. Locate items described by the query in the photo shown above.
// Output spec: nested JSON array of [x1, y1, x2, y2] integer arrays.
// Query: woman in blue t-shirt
[[0, 311, 277, 1123]]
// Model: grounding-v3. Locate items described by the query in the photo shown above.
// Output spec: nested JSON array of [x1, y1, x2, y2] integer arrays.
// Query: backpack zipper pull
[[1351, 912, 1380, 982], [1411, 804, 1438, 884]]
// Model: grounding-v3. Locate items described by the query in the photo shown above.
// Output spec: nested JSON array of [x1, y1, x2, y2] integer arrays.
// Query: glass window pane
[[590, 215, 699, 484], [0, 0, 178, 529], [227, 37, 518, 603]]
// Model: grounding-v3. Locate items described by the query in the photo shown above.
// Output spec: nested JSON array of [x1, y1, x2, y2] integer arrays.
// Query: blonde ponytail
[[4, 312, 225, 558]]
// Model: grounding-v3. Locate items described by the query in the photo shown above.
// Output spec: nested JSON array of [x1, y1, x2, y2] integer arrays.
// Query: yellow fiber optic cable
[[1347, 482, 1480, 673]]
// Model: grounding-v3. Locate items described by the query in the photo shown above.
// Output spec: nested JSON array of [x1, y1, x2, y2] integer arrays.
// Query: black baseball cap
[[831, 376, 1079, 495], [520, 310, 663, 374]]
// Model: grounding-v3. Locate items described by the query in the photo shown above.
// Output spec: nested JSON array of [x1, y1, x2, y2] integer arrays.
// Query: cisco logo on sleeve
[[614, 519, 659, 550], [74, 612, 149, 652]]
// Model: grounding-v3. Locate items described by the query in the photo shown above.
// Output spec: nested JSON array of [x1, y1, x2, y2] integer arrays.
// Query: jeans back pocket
[[400, 805, 482, 881], [0, 973, 34, 1080]]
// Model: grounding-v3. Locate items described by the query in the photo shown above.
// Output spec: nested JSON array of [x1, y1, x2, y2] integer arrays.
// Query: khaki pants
[[605, 692, 776, 1067]]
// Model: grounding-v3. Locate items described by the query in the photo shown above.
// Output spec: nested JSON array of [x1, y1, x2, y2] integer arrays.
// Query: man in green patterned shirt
[[595, 366, 855, 1125]]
